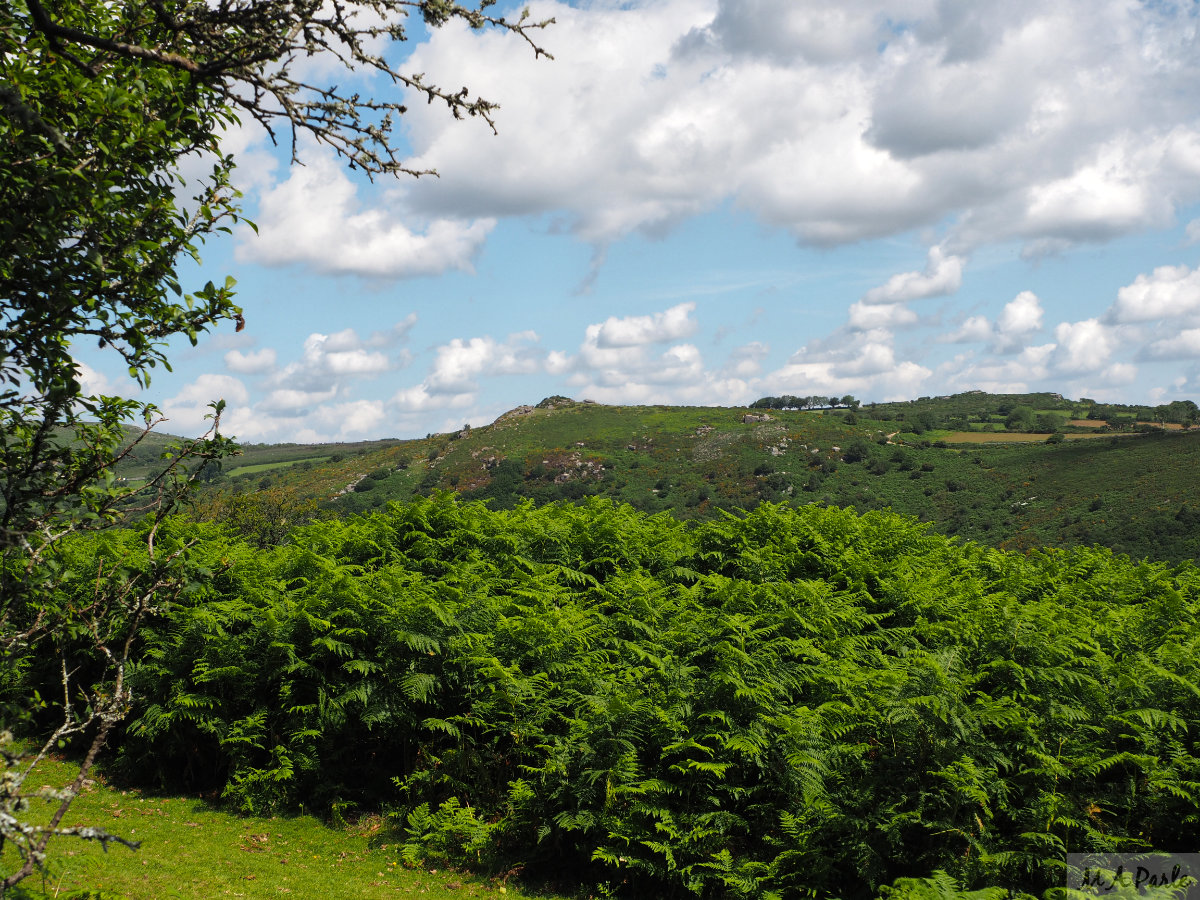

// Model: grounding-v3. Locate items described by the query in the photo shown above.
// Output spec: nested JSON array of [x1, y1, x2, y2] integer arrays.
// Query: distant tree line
[[755, 392, 1199, 433], [751, 394, 860, 410], [1081, 398, 1199, 427]]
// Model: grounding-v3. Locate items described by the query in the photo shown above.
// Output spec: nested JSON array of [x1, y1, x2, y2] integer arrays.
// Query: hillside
[[183, 393, 1200, 565]]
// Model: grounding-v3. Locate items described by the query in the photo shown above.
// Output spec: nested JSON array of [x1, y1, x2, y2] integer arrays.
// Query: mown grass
[[3, 754, 562, 900], [225, 456, 331, 477]]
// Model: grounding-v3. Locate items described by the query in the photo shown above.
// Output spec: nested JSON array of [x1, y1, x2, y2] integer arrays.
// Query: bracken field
[[7, 493, 1200, 899]]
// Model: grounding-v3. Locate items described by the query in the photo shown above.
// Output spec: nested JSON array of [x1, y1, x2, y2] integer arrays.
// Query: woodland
[[3, 1, 1200, 899]]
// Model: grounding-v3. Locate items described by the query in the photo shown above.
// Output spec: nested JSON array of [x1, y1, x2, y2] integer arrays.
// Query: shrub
[[33, 497, 1196, 899]]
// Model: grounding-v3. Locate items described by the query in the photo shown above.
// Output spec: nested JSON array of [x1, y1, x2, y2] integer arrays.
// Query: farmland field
[[225, 455, 332, 477], [940, 431, 1132, 443]]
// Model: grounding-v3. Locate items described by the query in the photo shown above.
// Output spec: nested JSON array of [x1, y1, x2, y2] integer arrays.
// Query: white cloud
[[1102, 362, 1138, 385], [306, 400, 388, 439], [937, 342, 1056, 394], [373, 0, 1200, 257], [1020, 141, 1170, 240], [1052, 318, 1114, 374], [704, 0, 908, 66], [390, 384, 466, 413], [759, 326, 933, 401], [224, 348, 277, 374], [553, 304, 701, 385], [384, 332, 545, 416], [1109, 264, 1200, 323], [189, 321, 420, 442], [1138, 328, 1200, 361], [267, 325, 409, 399], [939, 290, 1044, 353], [162, 374, 250, 436], [594, 303, 698, 347], [943, 315, 994, 344], [73, 360, 118, 397], [763, 357, 932, 402], [366, 314, 419, 348], [259, 387, 339, 415], [997, 290, 1044, 337], [848, 301, 919, 330], [227, 398, 390, 443], [544, 303, 753, 405], [237, 148, 495, 278], [646, 344, 705, 385], [862, 246, 965, 304], [426, 333, 543, 396], [724, 341, 770, 377]]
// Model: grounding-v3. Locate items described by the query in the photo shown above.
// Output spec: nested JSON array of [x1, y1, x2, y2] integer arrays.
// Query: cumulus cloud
[[997, 290, 1044, 338], [228, 397, 389, 443], [370, 0, 1200, 258], [1138, 328, 1200, 361], [1108, 264, 1200, 323], [266, 324, 411, 397], [865, 29, 1037, 159], [162, 374, 250, 436], [937, 342, 1056, 394], [848, 301, 920, 330], [73, 360, 119, 397], [188, 321, 420, 441], [942, 315, 994, 344], [1101, 362, 1138, 385], [366, 314, 418, 348], [759, 327, 933, 401], [237, 149, 494, 278], [724, 341, 770, 377], [1052, 318, 1115, 374], [862, 246, 965, 305], [940, 291, 1044, 353], [594, 303, 698, 347], [388, 332, 546, 414], [425, 332, 543, 396], [551, 304, 703, 387], [702, 0, 903, 65], [224, 347, 277, 374], [545, 303, 752, 405], [297, 400, 387, 440]]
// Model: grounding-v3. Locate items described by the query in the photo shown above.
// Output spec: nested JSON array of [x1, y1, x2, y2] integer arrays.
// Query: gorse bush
[[23, 496, 1200, 898]]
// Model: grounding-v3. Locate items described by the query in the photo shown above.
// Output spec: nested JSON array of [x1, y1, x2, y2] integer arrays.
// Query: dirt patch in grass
[[942, 432, 1133, 444]]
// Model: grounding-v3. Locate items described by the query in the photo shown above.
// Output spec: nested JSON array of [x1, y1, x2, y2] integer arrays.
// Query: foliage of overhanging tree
[[0, 1, 550, 893]]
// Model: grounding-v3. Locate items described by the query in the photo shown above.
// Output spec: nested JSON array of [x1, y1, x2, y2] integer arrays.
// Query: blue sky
[[75, 0, 1200, 441]]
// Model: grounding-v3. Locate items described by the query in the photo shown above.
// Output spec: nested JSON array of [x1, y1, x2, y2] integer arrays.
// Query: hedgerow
[[26, 496, 1200, 898]]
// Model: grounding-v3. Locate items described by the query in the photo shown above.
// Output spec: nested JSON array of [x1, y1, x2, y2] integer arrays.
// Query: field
[[939, 431, 1130, 443], [225, 456, 332, 477], [3, 753, 552, 900]]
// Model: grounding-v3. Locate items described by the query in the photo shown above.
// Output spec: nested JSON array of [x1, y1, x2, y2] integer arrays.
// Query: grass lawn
[[226, 457, 332, 477], [3, 755, 562, 900]]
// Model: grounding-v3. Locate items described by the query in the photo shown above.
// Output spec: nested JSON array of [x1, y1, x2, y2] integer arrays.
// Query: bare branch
[[20, 0, 554, 179]]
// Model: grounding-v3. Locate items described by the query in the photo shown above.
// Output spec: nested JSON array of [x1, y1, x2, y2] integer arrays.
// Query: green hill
[[185, 393, 1200, 565]]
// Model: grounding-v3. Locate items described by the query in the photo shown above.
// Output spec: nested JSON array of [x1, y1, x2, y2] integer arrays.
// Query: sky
[[75, 0, 1200, 442]]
